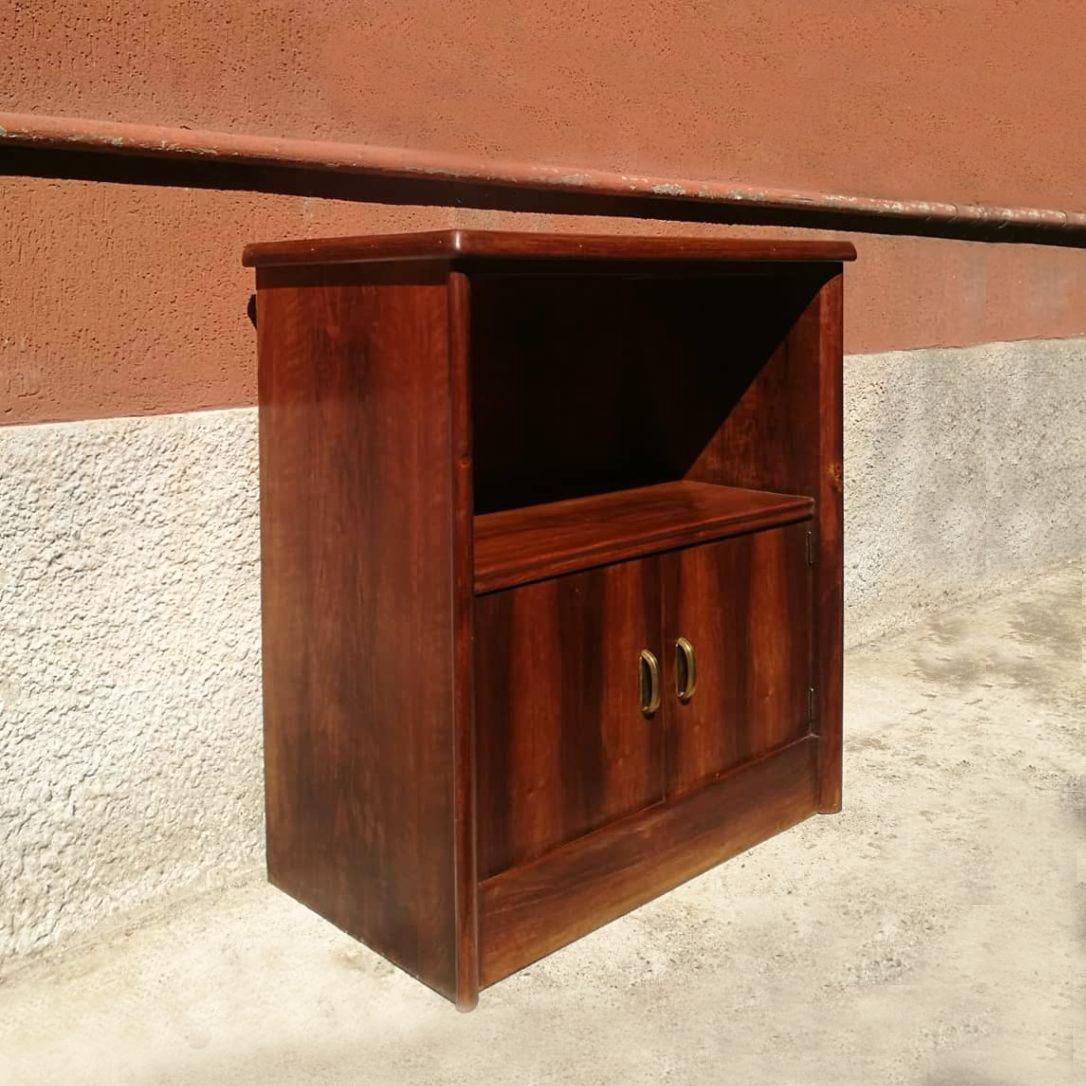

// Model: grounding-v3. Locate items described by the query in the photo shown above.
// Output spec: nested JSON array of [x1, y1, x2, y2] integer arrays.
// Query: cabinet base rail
[[479, 734, 820, 987]]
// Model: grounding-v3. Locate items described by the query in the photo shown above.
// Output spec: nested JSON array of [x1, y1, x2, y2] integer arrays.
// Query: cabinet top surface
[[243, 229, 857, 269]]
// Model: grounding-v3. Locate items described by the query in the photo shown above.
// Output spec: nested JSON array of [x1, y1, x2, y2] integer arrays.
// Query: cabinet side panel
[[256, 264, 459, 999]]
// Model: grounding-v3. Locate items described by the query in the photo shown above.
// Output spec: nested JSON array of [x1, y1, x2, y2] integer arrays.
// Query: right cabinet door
[[662, 521, 813, 797]]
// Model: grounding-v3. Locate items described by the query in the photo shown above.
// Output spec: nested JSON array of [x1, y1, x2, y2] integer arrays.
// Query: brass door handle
[[638, 649, 661, 716], [675, 637, 697, 702]]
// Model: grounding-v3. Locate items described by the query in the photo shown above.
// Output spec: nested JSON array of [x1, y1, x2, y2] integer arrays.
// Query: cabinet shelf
[[474, 480, 814, 593]]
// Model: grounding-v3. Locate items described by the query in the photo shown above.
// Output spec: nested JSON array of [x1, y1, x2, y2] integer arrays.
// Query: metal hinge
[[806, 528, 815, 566], [808, 686, 816, 725]]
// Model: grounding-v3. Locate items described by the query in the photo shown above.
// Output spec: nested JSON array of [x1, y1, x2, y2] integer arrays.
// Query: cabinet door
[[475, 558, 665, 879], [663, 522, 812, 797]]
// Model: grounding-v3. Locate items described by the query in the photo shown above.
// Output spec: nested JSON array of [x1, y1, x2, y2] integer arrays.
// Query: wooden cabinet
[[244, 229, 854, 1008]]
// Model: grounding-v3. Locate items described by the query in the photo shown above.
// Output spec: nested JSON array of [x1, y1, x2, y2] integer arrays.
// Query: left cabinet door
[[475, 557, 665, 879]]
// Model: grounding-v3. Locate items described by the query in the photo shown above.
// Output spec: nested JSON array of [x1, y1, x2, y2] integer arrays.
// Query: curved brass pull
[[638, 649, 661, 716], [675, 637, 697, 702]]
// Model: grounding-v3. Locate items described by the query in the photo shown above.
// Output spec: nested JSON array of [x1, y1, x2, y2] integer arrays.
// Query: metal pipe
[[2, 109, 1085, 236]]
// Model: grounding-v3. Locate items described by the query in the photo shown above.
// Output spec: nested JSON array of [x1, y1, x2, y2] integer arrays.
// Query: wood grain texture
[[257, 262, 465, 1002], [812, 273, 845, 812], [479, 735, 819, 987], [662, 523, 813, 796], [474, 480, 813, 593], [251, 232, 848, 1008], [244, 229, 857, 268], [474, 559, 665, 879], [446, 270, 479, 1009], [469, 273, 822, 514], [680, 276, 827, 496], [663, 267, 844, 816]]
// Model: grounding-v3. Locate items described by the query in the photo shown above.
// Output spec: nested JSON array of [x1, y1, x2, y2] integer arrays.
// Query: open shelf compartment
[[473, 480, 814, 593]]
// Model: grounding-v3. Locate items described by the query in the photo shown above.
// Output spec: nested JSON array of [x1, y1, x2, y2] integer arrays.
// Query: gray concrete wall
[[845, 337, 1085, 645], [0, 412, 263, 968], [1, 336, 1083, 973]]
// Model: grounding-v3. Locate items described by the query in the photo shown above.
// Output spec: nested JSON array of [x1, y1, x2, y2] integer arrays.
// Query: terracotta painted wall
[[4, 1, 1085, 209], [2, 174, 1086, 425], [1, 1, 1084, 424]]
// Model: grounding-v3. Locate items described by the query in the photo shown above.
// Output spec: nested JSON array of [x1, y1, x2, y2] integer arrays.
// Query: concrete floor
[[0, 564, 1081, 1086]]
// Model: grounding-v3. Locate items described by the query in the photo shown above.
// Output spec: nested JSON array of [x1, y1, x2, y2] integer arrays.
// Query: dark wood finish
[[479, 736, 818, 986], [447, 270, 479, 1009], [813, 274, 845, 812], [475, 559, 665, 879], [662, 523, 813, 796], [649, 265, 845, 814], [474, 480, 813, 593], [468, 272, 824, 514], [244, 229, 857, 268], [250, 230, 848, 1008], [257, 261, 469, 1004]]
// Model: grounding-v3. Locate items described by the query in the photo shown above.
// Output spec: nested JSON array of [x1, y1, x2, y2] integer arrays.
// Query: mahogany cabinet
[[243, 230, 854, 1009]]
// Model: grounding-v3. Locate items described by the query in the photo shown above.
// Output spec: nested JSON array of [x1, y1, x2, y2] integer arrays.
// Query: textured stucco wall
[[845, 338, 1086, 645], [2, 338, 1083, 971], [0, 411, 263, 969]]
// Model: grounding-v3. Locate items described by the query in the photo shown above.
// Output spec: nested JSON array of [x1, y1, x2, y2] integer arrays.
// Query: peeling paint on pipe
[[2, 110, 1085, 238]]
